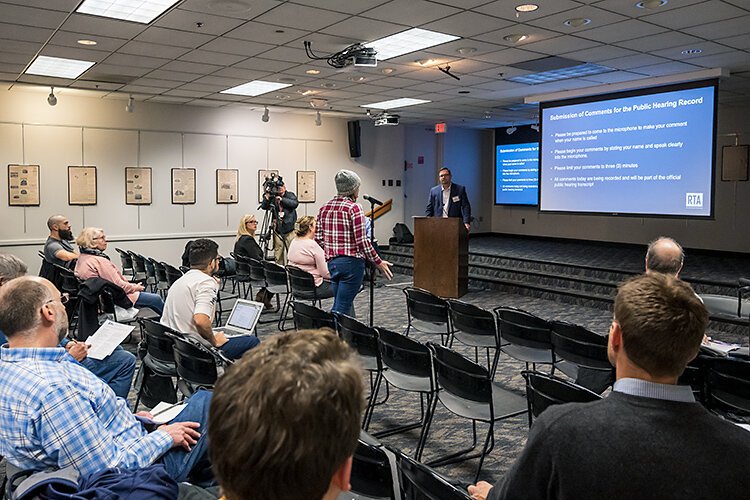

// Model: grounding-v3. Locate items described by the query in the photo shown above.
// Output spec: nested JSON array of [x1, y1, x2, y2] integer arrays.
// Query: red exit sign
[[435, 122, 447, 134]]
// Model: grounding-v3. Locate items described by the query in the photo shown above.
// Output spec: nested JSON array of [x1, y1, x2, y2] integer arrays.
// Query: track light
[[47, 87, 57, 106], [125, 95, 134, 113], [315, 110, 322, 126], [506, 126, 517, 135], [262, 106, 269, 122]]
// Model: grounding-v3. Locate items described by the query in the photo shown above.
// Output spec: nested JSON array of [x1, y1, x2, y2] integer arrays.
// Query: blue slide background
[[540, 85, 714, 216], [496, 142, 539, 205]]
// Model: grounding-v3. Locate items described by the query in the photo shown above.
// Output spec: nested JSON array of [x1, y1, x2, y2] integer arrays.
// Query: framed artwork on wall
[[258, 169, 279, 203], [297, 170, 316, 203], [171, 168, 196, 204], [125, 166, 152, 205], [216, 169, 239, 204], [68, 166, 97, 205], [8, 164, 40, 206]]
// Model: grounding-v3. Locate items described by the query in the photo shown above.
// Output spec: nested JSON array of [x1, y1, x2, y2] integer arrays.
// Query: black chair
[[522, 370, 602, 424], [171, 335, 229, 398], [162, 262, 183, 288], [349, 437, 398, 500], [142, 254, 158, 292], [373, 328, 435, 459], [705, 356, 750, 418], [398, 450, 472, 500], [231, 253, 254, 299], [495, 307, 554, 371], [290, 301, 335, 330], [134, 319, 179, 411], [336, 312, 383, 429], [421, 343, 527, 482], [404, 287, 452, 346], [262, 260, 291, 330], [128, 251, 148, 283], [550, 321, 614, 393], [53, 264, 81, 332], [115, 247, 134, 280], [448, 300, 502, 377], [150, 258, 170, 298], [287, 265, 320, 305]]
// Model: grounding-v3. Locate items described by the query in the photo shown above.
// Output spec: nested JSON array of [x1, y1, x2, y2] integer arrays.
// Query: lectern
[[413, 217, 468, 298]]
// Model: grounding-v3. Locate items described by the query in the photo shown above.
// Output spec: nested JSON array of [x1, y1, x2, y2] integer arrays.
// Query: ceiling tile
[[1, 0, 79, 11], [224, 21, 309, 44], [0, 3, 70, 29], [686, 50, 750, 70], [161, 60, 224, 74], [527, 6, 628, 32], [683, 15, 750, 39], [120, 84, 170, 94], [425, 39, 503, 58], [135, 27, 215, 49], [520, 35, 600, 55], [594, 0, 705, 18], [72, 80, 125, 91], [200, 37, 276, 57], [599, 53, 671, 70], [0, 22, 52, 44], [472, 47, 548, 65], [360, 0, 461, 26], [473, 25, 560, 47], [651, 41, 736, 61], [422, 11, 514, 38], [643, 2, 747, 30], [0, 39, 42, 56], [615, 31, 703, 52], [233, 57, 298, 72], [155, 9, 246, 35], [717, 34, 750, 50], [148, 95, 193, 103], [562, 45, 636, 63], [633, 61, 702, 76], [103, 53, 170, 69], [254, 3, 349, 31], [41, 45, 109, 63], [132, 77, 184, 88], [321, 17, 404, 41], [178, 82, 227, 92], [178, 50, 247, 66], [49, 31, 127, 52], [145, 69, 201, 82], [212, 66, 273, 80], [119, 41, 190, 59], [576, 19, 666, 43], [178, 0, 281, 20], [162, 88, 212, 98], [289, 0, 390, 15], [61, 14, 144, 39], [250, 46, 309, 63], [191, 75, 249, 86], [474, 0, 584, 22], [86, 64, 151, 80]]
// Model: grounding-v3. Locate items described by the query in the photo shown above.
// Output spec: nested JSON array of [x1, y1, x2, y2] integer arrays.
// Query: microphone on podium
[[363, 194, 383, 206]]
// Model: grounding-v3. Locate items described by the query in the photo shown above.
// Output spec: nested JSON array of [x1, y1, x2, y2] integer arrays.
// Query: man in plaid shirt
[[317, 169, 392, 315], [0, 276, 211, 482]]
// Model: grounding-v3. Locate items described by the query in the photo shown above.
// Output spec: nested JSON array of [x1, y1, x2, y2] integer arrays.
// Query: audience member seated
[[162, 238, 259, 361], [74, 227, 164, 316], [0, 276, 211, 482], [469, 273, 750, 500], [43, 214, 80, 267], [233, 213, 274, 310], [287, 215, 334, 299], [209, 328, 362, 500], [0, 253, 136, 400]]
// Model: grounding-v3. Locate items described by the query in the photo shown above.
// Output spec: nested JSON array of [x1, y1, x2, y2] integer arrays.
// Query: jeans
[[328, 256, 364, 316], [160, 389, 212, 483], [135, 291, 165, 316], [220, 335, 260, 360], [81, 346, 136, 400]]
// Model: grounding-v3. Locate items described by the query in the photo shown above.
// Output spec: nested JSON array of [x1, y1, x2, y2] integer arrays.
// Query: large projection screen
[[539, 79, 717, 218]]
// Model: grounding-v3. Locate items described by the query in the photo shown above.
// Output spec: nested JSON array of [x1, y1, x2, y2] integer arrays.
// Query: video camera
[[262, 172, 284, 199]]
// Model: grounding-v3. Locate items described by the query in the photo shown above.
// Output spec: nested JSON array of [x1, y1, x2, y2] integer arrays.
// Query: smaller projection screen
[[495, 125, 540, 206], [539, 79, 717, 217]]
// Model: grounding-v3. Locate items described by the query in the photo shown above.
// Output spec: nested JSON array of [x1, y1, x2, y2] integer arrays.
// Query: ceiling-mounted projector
[[374, 112, 400, 126], [348, 47, 377, 67]]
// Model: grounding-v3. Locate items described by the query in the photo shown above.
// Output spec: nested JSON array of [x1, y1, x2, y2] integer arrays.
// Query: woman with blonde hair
[[74, 227, 164, 315], [287, 215, 333, 299], [233, 214, 274, 309]]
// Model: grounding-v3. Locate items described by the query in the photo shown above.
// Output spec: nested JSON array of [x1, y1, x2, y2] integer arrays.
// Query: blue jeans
[[220, 335, 260, 360], [160, 389, 212, 483], [81, 346, 136, 400], [135, 291, 165, 316], [328, 256, 364, 316]]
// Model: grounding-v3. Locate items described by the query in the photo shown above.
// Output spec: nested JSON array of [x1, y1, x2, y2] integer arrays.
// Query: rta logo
[[686, 193, 703, 208]]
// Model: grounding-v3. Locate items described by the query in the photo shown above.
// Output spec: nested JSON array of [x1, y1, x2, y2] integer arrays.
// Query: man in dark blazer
[[425, 167, 471, 231]]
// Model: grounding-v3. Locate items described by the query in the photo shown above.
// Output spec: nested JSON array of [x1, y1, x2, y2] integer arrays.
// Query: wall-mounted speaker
[[348, 120, 361, 158]]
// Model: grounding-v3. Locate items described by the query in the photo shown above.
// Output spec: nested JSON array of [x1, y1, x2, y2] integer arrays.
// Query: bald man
[[44, 215, 79, 267], [645, 236, 684, 276]]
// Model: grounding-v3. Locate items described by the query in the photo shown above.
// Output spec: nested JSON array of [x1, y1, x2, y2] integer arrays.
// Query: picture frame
[[258, 169, 279, 203], [297, 170, 316, 203], [8, 164, 40, 206], [216, 168, 239, 204], [68, 165, 97, 205], [125, 166, 152, 205], [171, 168, 196, 204]]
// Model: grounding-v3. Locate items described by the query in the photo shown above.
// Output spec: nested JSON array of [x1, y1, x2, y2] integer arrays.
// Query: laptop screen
[[226, 300, 263, 331]]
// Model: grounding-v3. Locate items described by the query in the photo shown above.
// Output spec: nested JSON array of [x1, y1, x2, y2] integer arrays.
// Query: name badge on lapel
[[452, 196, 460, 203]]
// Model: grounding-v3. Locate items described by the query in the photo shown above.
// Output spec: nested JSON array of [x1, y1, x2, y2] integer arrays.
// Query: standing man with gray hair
[[316, 169, 392, 315]]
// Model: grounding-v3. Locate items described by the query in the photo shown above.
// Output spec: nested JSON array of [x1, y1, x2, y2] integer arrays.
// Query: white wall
[[403, 125, 437, 231], [0, 88, 404, 270]]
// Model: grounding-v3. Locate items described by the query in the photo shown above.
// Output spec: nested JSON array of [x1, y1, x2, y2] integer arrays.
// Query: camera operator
[[261, 178, 298, 264]]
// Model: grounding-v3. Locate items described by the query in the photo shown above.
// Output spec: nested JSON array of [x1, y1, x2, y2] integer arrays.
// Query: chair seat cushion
[[437, 384, 527, 422], [410, 319, 450, 335], [501, 344, 554, 364], [453, 331, 497, 348], [382, 369, 431, 393]]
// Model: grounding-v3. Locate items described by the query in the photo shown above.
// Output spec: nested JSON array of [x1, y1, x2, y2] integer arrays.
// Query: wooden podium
[[413, 217, 468, 298]]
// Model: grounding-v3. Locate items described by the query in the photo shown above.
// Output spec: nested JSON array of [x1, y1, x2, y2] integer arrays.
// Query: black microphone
[[363, 194, 383, 206]]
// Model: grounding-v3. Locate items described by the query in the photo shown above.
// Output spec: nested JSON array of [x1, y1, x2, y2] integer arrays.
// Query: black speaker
[[348, 120, 361, 158], [392, 223, 414, 244]]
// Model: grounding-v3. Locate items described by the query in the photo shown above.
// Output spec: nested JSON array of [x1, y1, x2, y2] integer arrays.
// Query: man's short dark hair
[[188, 239, 218, 268], [614, 273, 707, 378], [645, 237, 684, 275], [439, 167, 451, 175], [0, 277, 51, 338], [209, 328, 364, 500]]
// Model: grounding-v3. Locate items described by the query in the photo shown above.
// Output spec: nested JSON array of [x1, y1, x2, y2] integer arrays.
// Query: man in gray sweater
[[469, 273, 750, 500]]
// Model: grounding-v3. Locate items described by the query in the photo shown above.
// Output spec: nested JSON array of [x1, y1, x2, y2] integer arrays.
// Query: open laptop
[[220, 299, 263, 337]]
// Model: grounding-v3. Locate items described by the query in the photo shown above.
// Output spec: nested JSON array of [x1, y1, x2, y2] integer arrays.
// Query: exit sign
[[435, 122, 447, 134]]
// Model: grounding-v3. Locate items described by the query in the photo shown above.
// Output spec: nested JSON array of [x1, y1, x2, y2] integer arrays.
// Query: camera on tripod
[[262, 173, 284, 199]]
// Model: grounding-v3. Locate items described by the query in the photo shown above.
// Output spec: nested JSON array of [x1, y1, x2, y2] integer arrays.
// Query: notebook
[[220, 299, 263, 337]]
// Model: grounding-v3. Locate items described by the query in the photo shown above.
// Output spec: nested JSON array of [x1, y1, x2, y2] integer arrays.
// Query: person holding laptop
[[161, 239, 259, 360]]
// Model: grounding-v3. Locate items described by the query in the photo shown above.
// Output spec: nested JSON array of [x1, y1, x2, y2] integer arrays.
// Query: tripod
[[258, 197, 290, 262]]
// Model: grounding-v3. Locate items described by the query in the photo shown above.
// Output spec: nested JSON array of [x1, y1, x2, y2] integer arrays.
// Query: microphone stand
[[366, 199, 377, 327]]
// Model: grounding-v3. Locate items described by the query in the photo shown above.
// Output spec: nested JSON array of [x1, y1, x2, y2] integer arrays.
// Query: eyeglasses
[[45, 293, 70, 305]]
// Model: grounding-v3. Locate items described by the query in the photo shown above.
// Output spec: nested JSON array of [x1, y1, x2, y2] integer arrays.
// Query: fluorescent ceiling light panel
[[361, 98, 430, 109], [366, 28, 460, 60], [25, 55, 95, 79], [76, 0, 180, 24], [221, 80, 293, 97], [507, 63, 614, 85]]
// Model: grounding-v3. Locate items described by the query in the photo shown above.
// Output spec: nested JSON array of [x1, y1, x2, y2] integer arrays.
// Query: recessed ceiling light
[[77, 39, 97, 46], [458, 90, 470, 94], [321, 82, 336, 88], [278, 77, 296, 83], [361, 98, 430, 110], [76, 0, 180, 24], [25, 55, 95, 79], [456, 47, 476, 55], [504, 34, 529, 43], [366, 28, 460, 60], [221, 80, 292, 97], [564, 17, 591, 27], [298, 89, 317, 96], [381, 68, 395, 74], [305, 69, 321, 75], [636, 0, 667, 8], [348, 76, 367, 82], [416, 59, 437, 66], [681, 48, 702, 55], [275, 94, 291, 99], [515, 4, 539, 12]]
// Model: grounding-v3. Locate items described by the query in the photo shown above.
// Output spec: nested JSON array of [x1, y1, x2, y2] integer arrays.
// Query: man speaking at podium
[[425, 167, 471, 232]]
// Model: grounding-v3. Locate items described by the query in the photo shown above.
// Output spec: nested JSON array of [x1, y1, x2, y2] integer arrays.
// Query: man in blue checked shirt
[[0, 276, 212, 483]]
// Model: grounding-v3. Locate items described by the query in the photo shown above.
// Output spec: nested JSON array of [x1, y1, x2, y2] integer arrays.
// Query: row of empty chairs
[[114, 248, 182, 297]]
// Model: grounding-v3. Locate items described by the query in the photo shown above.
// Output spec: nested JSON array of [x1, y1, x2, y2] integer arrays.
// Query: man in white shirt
[[161, 239, 259, 360], [425, 167, 471, 231]]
